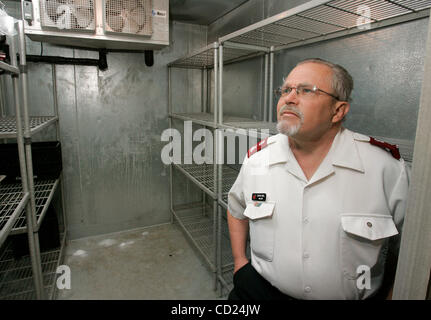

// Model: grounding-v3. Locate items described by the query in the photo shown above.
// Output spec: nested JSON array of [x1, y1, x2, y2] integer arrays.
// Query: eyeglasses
[[274, 85, 340, 100]]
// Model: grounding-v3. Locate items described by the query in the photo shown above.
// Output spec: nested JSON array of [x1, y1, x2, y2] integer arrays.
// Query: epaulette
[[247, 137, 269, 158], [369, 137, 401, 160]]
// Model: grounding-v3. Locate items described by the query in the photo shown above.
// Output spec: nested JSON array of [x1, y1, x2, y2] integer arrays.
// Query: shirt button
[[303, 252, 310, 259], [304, 286, 312, 293], [303, 217, 309, 224]]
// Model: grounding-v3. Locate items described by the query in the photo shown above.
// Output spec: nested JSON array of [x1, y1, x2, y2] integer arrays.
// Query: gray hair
[[296, 58, 354, 102]]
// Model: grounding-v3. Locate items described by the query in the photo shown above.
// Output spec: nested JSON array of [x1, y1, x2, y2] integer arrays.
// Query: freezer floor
[[56, 223, 226, 300]]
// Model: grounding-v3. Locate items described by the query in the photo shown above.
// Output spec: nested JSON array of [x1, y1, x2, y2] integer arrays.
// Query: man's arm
[[227, 209, 249, 273]]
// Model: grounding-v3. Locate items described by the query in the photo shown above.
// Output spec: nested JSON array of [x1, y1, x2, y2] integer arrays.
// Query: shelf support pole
[[268, 46, 274, 123], [218, 44, 223, 126], [263, 53, 269, 122], [212, 42, 219, 291], [16, 20, 45, 300]]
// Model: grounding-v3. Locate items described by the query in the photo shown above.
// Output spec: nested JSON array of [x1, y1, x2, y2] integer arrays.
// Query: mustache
[[278, 104, 304, 121]]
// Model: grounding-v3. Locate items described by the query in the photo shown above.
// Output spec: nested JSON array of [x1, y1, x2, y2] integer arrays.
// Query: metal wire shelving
[[0, 232, 67, 300], [220, 120, 278, 136], [168, 42, 265, 69], [170, 162, 239, 291], [0, 179, 60, 235], [219, 0, 431, 53], [173, 163, 238, 199], [0, 188, 29, 247], [0, 116, 59, 139], [169, 112, 266, 129], [171, 203, 233, 272], [0, 24, 34, 262], [168, 41, 273, 131], [0, 61, 19, 75], [171, 204, 216, 271], [0, 17, 66, 300]]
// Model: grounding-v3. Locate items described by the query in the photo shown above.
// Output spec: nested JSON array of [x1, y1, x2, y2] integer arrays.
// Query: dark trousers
[[228, 262, 297, 301]]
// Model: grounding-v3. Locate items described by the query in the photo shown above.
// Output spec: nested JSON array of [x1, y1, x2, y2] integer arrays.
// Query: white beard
[[276, 104, 304, 136], [276, 119, 302, 136]]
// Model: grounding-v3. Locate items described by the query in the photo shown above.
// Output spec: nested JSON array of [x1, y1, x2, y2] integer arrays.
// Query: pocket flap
[[341, 214, 398, 240], [243, 201, 275, 220]]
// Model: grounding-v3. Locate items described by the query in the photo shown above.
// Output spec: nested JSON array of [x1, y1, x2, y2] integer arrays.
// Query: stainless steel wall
[[2, 1, 208, 239], [208, 0, 427, 142]]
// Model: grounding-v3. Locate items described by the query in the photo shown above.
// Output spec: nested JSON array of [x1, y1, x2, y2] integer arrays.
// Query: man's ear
[[332, 101, 350, 123]]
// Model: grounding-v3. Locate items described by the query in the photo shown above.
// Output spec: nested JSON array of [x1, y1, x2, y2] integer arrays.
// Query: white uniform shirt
[[227, 127, 409, 300]]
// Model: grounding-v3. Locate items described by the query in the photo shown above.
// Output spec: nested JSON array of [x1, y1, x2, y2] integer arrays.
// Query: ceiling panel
[[170, 0, 250, 25]]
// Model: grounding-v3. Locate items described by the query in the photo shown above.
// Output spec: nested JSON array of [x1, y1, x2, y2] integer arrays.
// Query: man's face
[[276, 62, 339, 140]]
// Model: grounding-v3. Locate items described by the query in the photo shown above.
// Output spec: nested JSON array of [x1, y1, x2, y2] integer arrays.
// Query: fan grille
[[105, 0, 153, 36], [40, 0, 95, 31]]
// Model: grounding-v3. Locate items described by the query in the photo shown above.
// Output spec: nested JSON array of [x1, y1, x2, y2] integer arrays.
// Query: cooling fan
[[105, 0, 153, 36], [40, 0, 95, 31]]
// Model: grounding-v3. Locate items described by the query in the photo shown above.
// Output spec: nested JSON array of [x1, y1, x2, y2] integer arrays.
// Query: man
[[227, 58, 409, 300]]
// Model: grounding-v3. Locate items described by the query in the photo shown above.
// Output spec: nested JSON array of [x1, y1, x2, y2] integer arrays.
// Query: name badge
[[252, 193, 266, 202]]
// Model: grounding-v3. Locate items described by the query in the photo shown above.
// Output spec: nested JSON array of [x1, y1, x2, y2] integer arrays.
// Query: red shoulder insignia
[[369, 137, 401, 160], [248, 137, 269, 158]]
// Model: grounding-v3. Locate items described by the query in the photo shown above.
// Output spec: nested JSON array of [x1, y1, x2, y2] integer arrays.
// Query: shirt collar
[[331, 127, 365, 173], [268, 128, 365, 173], [268, 134, 290, 166]]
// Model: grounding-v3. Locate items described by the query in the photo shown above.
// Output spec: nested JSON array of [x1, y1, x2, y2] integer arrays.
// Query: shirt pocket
[[340, 213, 399, 279], [244, 201, 275, 262]]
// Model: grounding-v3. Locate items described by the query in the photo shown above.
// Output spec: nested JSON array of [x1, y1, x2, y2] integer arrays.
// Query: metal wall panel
[[61, 21, 207, 239], [221, 56, 264, 120]]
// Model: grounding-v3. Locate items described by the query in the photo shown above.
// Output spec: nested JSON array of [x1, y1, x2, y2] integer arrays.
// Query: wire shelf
[[0, 187, 29, 248], [170, 112, 277, 134], [221, 120, 278, 135], [170, 112, 218, 128], [169, 44, 262, 69], [0, 61, 19, 75], [0, 233, 65, 300], [172, 204, 234, 272], [174, 164, 239, 199], [220, 0, 431, 50], [0, 179, 59, 235], [0, 116, 59, 138], [172, 205, 216, 270]]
